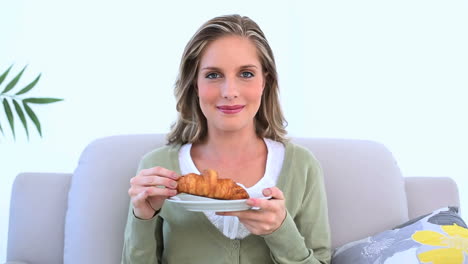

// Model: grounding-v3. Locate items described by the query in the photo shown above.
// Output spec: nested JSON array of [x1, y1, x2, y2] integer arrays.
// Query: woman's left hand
[[216, 187, 286, 236]]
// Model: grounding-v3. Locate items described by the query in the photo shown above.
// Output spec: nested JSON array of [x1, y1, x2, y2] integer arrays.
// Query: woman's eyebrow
[[239, 64, 258, 69], [200, 65, 258, 71], [200, 66, 222, 71]]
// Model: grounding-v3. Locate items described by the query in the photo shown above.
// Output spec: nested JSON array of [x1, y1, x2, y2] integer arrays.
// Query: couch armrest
[[405, 176, 460, 219], [7, 172, 72, 264]]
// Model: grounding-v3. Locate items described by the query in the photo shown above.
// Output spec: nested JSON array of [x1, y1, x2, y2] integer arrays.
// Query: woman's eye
[[206, 73, 221, 79], [240, 72, 254, 78]]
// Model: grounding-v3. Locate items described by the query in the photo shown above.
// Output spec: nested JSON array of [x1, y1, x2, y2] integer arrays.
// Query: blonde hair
[[167, 14, 288, 145]]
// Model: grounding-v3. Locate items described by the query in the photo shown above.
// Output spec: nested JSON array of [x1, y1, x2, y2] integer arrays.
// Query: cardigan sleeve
[[121, 209, 163, 264], [262, 149, 332, 264], [121, 158, 164, 264]]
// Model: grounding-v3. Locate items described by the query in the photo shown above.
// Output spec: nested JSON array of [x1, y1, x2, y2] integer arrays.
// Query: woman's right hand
[[128, 166, 179, 220]]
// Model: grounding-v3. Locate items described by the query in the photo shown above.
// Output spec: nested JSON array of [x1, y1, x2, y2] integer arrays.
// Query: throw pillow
[[331, 207, 468, 264]]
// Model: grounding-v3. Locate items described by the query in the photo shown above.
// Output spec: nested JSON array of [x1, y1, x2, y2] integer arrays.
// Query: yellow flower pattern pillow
[[332, 207, 468, 264], [412, 223, 468, 264]]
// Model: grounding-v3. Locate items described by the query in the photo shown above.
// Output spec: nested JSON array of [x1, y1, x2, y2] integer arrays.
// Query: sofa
[[5, 134, 460, 264]]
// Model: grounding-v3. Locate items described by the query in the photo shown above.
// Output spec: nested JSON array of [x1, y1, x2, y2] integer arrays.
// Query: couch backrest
[[63, 134, 409, 263], [292, 138, 409, 248], [64, 134, 167, 264]]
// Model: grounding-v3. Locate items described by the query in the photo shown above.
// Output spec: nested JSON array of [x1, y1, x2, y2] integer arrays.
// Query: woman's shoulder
[[142, 144, 178, 158], [284, 140, 320, 165], [138, 144, 182, 169], [277, 141, 325, 201]]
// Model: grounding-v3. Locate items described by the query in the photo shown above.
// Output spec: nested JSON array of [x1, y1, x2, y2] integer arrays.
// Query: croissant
[[177, 169, 249, 200]]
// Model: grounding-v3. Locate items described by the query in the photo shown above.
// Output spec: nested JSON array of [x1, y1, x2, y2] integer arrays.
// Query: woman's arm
[[263, 158, 331, 264], [121, 157, 175, 264], [121, 205, 163, 264]]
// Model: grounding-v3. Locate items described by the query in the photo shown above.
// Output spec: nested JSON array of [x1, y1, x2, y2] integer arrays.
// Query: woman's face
[[196, 35, 265, 135]]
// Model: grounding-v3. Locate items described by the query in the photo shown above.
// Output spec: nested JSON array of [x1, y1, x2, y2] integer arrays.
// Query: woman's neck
[[193, 127, 264, 163]]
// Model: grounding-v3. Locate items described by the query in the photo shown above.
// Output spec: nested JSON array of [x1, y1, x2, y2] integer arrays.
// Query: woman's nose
[[221, 77, 239, 100]]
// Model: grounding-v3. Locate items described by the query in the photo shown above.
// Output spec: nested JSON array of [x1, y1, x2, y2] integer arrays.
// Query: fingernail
[[246, 198, 256, 206], [170, 181, 177, 188], [263, 188, 271, 196]]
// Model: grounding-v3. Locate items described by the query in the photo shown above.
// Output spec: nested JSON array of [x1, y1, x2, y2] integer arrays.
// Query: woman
[[122, 14, 331, 264]]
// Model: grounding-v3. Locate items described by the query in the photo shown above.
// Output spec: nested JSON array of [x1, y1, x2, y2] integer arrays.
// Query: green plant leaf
[[3, 98, 15, 140], [0, 119, 4, 135], [15, 73, 41, 95], [23, 97, 63, 104], [23, 102, 42, 137], [1, 65, 27, 94], [0, 65, 13, 86], [13, 99, 29, 140]]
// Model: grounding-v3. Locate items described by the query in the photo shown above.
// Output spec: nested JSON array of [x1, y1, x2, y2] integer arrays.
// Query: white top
[[178, 138, 285, 239]]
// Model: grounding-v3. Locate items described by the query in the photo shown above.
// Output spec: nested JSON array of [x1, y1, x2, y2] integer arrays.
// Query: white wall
[[1, 0, 467, 261]]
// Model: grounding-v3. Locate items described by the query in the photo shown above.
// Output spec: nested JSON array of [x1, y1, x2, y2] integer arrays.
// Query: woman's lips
[[217, 105, 245, 114]]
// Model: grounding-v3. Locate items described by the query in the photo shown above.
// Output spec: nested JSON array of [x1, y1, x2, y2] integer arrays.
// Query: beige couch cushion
[[63, 134, 166, 264], [293, 138, 409, 248]]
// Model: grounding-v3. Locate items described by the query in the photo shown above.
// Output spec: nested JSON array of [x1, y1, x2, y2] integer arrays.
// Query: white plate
[[167, 193, 271, 212]]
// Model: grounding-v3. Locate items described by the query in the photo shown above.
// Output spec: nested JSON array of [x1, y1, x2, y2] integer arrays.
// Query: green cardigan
[[121, 142, 331, 264]]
